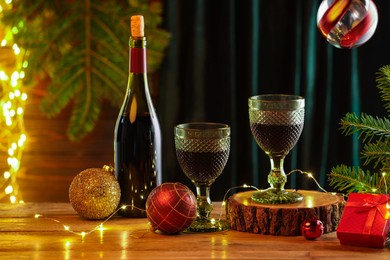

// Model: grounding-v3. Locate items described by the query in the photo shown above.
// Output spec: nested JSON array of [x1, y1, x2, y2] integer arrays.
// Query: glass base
[[184, 217, 230, 233], [251, 188, 303, 204]]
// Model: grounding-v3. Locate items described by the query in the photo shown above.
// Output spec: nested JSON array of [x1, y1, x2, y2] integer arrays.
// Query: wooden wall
[[17, 87, 118, 202]]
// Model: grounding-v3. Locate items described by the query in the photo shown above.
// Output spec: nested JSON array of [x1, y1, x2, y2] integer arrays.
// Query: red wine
[[114, 16, 162, 217], [176, 150, 229, 183], [250, 123, 303, 154], [115, 114, 161, 217]]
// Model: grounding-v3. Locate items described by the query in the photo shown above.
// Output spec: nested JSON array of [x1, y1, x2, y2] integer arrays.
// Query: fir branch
[[1, 0, 170, 141], [376, 65, 390, 114], [40, 65, 84, 117], [328, 165, 382, 194], [339, 112, 390, 143], [329, 65, 390, 195], [361, 140, 390, 170], [67, 85, 101, 142]]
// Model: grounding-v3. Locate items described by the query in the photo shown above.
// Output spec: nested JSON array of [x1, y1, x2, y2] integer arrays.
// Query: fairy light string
[[286, 169, 328, 193], [33, 171, 390, 237], [0, 0, 28, 204], [34, 205, 144, 238], [34, 169, 337, 237]]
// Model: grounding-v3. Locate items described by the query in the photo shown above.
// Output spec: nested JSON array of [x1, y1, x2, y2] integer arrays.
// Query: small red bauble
[[301, 218, 324, 240], [146, 182, 197, 234]]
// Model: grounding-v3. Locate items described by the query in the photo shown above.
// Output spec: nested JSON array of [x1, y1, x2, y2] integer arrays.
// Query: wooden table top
[[0, 202, 389, 259]]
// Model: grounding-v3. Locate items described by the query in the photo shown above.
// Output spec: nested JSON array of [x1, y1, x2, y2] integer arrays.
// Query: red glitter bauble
[[301, 218, 324, 240], [146, 182, 197, 234]]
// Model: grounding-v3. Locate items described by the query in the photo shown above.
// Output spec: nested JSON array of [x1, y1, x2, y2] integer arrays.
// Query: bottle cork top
[[131, 15, 144, 37]]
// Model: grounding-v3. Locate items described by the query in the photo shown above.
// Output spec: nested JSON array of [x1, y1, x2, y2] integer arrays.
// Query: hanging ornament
[[146, 182, 197, 234], [317, 0, 378, 49], [69, 165, 121, 220], [301, 218, 324, 240]]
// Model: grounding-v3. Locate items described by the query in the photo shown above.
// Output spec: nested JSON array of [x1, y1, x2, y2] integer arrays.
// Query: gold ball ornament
[[69, 166, 121, 220]]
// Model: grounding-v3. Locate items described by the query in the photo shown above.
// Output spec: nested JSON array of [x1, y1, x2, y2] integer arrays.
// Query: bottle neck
[[129, 37, 147, 74]]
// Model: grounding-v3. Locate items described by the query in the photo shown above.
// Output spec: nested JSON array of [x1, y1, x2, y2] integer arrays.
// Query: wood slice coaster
[[226, 190, 345, 236]]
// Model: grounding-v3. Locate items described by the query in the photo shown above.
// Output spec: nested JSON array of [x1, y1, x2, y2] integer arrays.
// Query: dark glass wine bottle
[[114, 15, 162, 218]]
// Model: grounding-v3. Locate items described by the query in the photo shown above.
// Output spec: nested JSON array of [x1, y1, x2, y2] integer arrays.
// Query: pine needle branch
[[328, 165, 382, 194], [1, 0, 170, 141], [362, 140, 390, 169], [339, 112, 390, 143], [329, 65, 390, 195], [376, 65, 390, 114]]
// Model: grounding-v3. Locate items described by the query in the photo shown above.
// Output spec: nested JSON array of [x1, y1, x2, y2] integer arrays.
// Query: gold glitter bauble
[[69, 166, 121, 220]]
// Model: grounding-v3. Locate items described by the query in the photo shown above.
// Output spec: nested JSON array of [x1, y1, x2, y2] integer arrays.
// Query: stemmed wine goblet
[[174, 122, 230, 232], [249, 94, 305, 204]]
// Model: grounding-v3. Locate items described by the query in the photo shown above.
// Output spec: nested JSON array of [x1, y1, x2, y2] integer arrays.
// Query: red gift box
[[337, 193, 390, 248]]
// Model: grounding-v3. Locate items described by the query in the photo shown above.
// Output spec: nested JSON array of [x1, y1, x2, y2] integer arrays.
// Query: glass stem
[[268, 155, 287, 191], [195, 183, 213, 220]]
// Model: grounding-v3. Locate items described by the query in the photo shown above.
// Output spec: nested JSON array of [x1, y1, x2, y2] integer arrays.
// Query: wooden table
[[0, 203, 389, 259]]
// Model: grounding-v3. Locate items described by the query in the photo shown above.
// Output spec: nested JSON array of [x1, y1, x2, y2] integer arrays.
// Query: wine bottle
[[114, 15, 162, 218]]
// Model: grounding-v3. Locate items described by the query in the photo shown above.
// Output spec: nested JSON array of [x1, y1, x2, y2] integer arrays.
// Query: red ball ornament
[[146, 182, 197, 234], [301, 218, 324, 240]]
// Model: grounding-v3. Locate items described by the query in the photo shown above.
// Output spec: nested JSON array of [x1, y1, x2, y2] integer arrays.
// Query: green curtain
[[159, 0, 390, 200]]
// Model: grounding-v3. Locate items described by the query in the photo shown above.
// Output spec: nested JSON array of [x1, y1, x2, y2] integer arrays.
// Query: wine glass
[[249, 94, 305, 204], [174, 122, 230, 232]]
